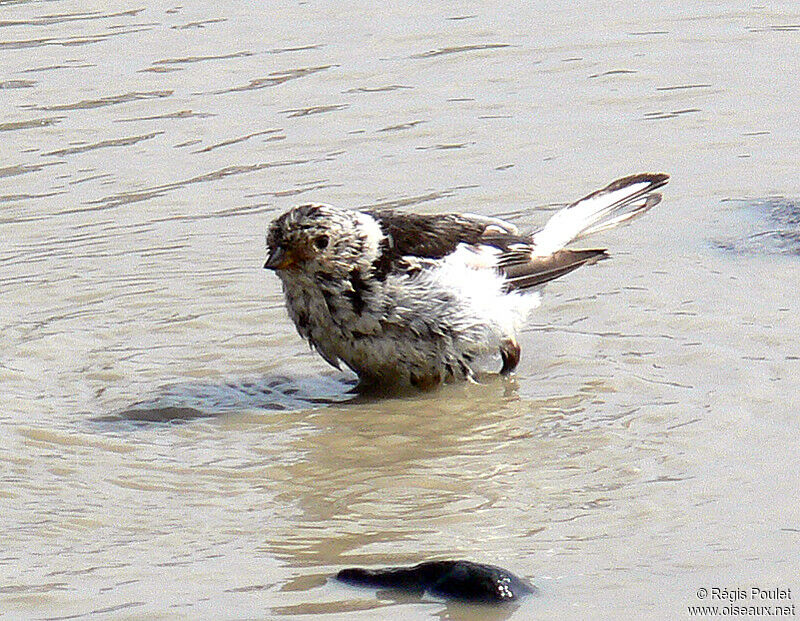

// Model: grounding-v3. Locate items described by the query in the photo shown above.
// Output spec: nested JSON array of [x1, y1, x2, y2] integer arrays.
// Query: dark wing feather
[[501, 248, 608, 291], [365, 210, 502, 257], [480, 232, 608, 290], [365, 209, 517, 277], [365, 209, 606, 290]]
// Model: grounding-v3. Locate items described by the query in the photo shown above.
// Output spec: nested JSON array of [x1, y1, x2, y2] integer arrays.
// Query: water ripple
[[0, 8, 145, 28], [41, 131, 163, 157], [193, 129, 285, 154], [212, 65, 336, 94], [83, 159, 318, 211], [0, 117, 63, 132], [36, 90, 173, 112], [411, 43, 512, 59], [280, 104, 349, 118]]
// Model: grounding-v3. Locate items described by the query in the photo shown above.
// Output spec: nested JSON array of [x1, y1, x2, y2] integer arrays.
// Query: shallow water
[[3, 1, 800, 619]]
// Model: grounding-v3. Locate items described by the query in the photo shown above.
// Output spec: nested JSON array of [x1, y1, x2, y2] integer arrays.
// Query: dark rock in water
[[336, 560, 535, 604]]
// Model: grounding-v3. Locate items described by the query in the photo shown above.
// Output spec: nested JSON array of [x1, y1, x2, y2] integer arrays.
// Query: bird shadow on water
[[90, 368, 530, 426], [90, 373, 362, 424]]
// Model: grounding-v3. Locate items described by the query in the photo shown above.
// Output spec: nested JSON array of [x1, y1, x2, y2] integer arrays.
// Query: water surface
[[3, 1, 800, 619]]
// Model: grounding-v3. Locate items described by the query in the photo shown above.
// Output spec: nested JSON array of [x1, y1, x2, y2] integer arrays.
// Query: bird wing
[[457, 231, 608, 291], [531, 173, 668, 256], [366, 208, 601, 290], [365, 210, 517, 259], [365, 209, 514, 278], [366, 172, 667, 290]]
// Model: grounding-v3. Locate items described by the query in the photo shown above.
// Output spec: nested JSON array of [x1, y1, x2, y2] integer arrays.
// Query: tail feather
[[502, 248, 607, 291], [531, 173, 668, 256]]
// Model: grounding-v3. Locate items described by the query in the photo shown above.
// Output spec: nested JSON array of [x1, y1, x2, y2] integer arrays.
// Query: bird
[[264, 173, 668, 390]]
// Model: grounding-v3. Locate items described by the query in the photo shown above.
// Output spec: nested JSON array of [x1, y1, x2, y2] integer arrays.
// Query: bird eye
[[314, 235, 329, 250]]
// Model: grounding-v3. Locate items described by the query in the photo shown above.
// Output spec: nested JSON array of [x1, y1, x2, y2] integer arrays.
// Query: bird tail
[[531, 173, 669, 256]]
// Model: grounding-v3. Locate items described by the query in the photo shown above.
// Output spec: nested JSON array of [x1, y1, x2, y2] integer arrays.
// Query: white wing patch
[[448, 243, 503, 270], [461, 213, 520, 235], [532, 177, 662, 256], [355, 211, 387, 260]]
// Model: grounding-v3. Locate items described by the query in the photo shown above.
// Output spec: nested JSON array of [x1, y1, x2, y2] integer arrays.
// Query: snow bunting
[[264, 173, 668, 390]]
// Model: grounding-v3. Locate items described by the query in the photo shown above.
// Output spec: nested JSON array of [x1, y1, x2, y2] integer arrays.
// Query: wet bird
[[264, 173, 668, 390]]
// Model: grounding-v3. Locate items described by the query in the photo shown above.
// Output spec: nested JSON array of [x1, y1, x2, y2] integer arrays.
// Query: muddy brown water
[[3, 2, 799, 619]]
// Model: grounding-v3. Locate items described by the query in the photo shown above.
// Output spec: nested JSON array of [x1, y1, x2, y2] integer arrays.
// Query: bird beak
[[264, 246, 295, 270]]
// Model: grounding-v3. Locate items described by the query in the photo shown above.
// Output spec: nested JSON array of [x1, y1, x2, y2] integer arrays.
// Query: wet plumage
[[264, 173, 668, 389]]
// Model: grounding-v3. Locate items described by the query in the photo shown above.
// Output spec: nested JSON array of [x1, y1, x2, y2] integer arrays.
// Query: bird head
[[265, 204, 383, 277]]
